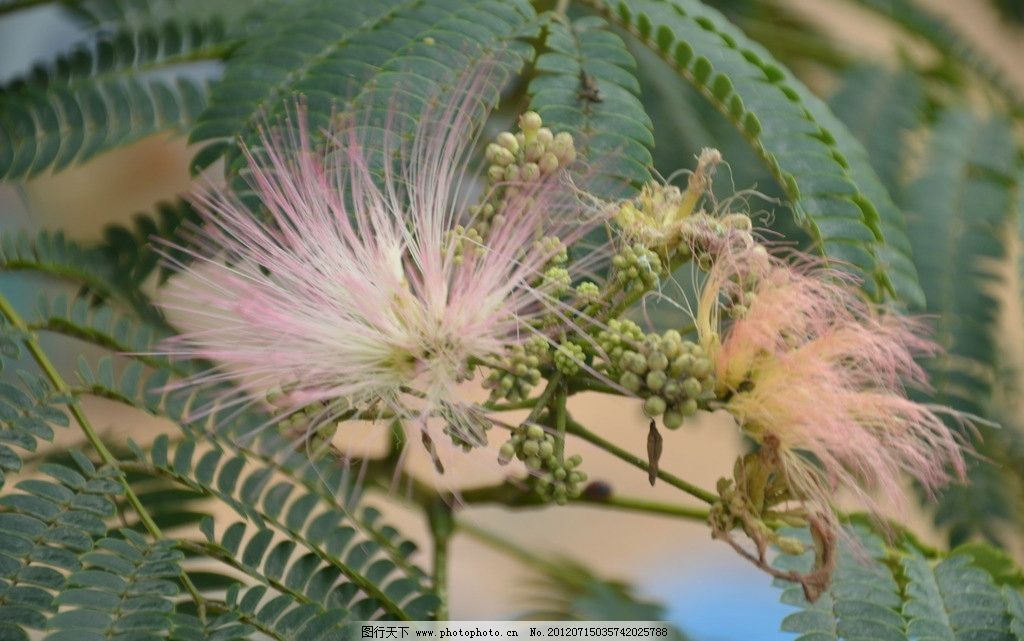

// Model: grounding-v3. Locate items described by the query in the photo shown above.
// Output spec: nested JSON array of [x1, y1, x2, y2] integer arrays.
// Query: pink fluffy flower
[[697, 248, 968, 516], [159, 77, 603, 457]]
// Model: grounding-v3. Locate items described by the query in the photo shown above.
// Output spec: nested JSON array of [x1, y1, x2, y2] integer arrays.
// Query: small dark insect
[[581, 480, 613, 501], [577, 70, 603, 103]]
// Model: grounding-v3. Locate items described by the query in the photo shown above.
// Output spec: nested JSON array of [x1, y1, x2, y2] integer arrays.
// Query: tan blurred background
[[2, 1, 1024, 638]]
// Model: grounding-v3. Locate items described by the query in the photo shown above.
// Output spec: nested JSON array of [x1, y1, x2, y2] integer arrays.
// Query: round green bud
[[680, 398, 699, 417], [536, 127, 554, 145], [526, 424, 545, 440], [519, 111, 542, 132], [538, 440, 554, 458], [498, 442, 516, 464], [645, 370, 667, 392], [682, 377, 702, 398], [524, 141, 544, 162], [522, 440, 539, 457], [619, 372, 643, 393], [663, 411, 684, 430], [662, 381, 683, 401], [496, 131, 519, 153], [567, 454, 583, 468], [671, 354, 695, 377], [647, 351, 669, 372], [521, 162, 541, 181], [691, 357, 713, 378], [539, 152, 560, 175], [643, 395, 667, 417], [526, 456, 542, 470], [554, 468, 566, 481], [486, 143, 515, 166], [487, 165, 505, 182]]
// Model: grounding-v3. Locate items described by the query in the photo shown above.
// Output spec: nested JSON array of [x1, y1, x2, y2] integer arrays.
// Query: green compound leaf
[[903, 109, 1019, 548], [528, 14, 653, 192], [190, 0, 537, 176], [96, 199, 203, 292], [46, 531, 181, 641], [828, 64, 924, 206], [849, 0, 1023, 111], [775, 526, 903, 641], [774, 527, 1024, 641], [70, 349, 435, 621], [0, 451, 124, 641], [30, 293, 177, 371], [0, 229, 159, 324], [0, 321, 73, 491], [582, 0, 924, 305], [904, 109, 1014, 415], [140, 434, 435, 622], [0, 19, 226, 180]]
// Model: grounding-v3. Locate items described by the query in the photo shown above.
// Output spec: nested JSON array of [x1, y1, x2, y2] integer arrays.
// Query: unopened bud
[[776, 536, 806, 555], [496, 131, 519, 153], [539, 152, 560, 174], [486, 143, 514, 166], [524, 141, 545, 162], [521, 162, 541, 181], [519, 111, 542, 132], [643, 395, 667, 417]]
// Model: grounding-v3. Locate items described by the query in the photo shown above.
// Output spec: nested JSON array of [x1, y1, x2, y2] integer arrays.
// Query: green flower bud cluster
[[445, 225, 484, 265], [542, 266, 572, 297], [596, 319, 646, 362], [483, 336, 550, 402], [611, 243, 663, 293], [574, 280, 600, 303], [472, 112, 578, 238], [484, 113, 577, 181], [553, 341, 586, 376], [534, 235, 568, 270], [498, 423, 588, 505], [597, 324, 715, 430]]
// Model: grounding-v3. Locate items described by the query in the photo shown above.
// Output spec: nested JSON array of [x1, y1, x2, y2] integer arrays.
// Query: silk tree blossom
[[159, 80, 606, 464], [696, 248, 970, 519]]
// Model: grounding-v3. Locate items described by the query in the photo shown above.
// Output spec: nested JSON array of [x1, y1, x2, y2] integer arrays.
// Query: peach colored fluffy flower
[[698, 249, 968, 516]]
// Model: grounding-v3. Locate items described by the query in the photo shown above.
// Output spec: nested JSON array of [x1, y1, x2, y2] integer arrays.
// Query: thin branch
[[458, 478, 709, 520], [0, 292, 209, 619], [564, 415, 717, 504], [426, 499, 454, 621]]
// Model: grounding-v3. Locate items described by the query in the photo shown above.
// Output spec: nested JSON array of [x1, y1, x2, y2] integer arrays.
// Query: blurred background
[[2, 1, 1024, 639]]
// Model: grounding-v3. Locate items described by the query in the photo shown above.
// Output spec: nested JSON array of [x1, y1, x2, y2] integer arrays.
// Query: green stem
[[0, 293, 208, 619], [526, 371, 564, 423], [427, 499, 455, 621], [554, 383, 568, 460], [564, 415, 717, 504], [458, 479, 709, 520]]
